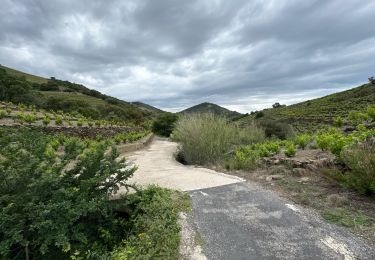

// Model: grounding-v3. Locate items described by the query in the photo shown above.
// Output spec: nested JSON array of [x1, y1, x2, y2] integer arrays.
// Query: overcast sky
[[1, 0, 375, 112]]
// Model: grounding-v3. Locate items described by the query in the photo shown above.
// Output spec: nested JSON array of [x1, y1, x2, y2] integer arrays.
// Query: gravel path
[[119, 138, 375, 259]]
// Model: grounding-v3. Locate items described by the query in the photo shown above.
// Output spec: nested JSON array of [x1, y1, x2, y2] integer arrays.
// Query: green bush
[[43, 114, 51, 126], [334, 116, 344, 127], [172, 113, 265, 165], [111, 187, 190, 259], [284, 142, 296, 157], [23, 113, 37, 124], [0, 129, 136, 259], [152, 113, 179, 137], [0, 109, 6, 119], [77, 119, 84, 127], [229, 149, 260, 170], [341, 141, 375, 195], [256, 117, 294, 139], [294, 134, 312, 149], [367, 105, 375, 121], [55, 115, 63, 125]]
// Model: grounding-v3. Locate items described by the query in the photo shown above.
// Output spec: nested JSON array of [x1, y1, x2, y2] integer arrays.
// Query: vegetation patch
[[0, 128, 190, 259], [152, 112, 179, 137], [172, 113, 265, 165], [112, 187, 191, 259]]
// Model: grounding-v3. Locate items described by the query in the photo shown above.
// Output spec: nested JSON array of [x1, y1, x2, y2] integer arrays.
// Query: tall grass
[[341, 140, 375, 195], [172, 113, 265, 165]]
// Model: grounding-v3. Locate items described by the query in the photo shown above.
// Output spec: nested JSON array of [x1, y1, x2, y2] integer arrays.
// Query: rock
[[266, 174, 284, 181], [292, 168, 308, 176], [300, 177, 310, 182]]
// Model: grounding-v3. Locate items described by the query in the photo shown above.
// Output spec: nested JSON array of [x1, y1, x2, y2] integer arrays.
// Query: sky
[[1, 0, 375, 113]]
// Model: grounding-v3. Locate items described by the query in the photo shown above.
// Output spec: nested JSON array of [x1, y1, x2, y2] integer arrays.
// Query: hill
[[131, 101, 164, 114], [238, 81, 375, 132], [0, 64, 48, 84], [0, 65, 163, 124], [180, 102, 242, 119]]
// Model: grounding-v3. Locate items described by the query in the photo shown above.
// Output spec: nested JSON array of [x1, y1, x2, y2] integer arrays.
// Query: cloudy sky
[[1, 0, 375, 112]]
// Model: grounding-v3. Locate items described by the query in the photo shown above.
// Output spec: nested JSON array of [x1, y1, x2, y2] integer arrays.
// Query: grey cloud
[[1, 0, 375, 113]]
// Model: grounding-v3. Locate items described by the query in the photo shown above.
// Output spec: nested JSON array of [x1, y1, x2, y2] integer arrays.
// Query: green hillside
[[0, 64, 48, 84], [0, 65, 162, 124], [180, 102, 242, 119], [238, 82, 375, 132]]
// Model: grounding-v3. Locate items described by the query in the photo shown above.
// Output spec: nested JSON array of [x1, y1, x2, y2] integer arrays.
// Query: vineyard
[[230, 105, 375, 194], [0, 66, 161, 125], [238, 81, 375, 132]]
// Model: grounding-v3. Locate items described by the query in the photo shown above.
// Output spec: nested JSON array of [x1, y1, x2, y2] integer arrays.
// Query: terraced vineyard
[[238, 82, 375, 132]]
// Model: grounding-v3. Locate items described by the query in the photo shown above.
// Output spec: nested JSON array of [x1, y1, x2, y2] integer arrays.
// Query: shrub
[[228, 149, 259, 171], [88, 121, 94, 127], [341, 141, 375, 195], [111, 187, 190, 259], [77, 119, 84, 127], [43, 114, 51, 126], [23, 113, 37, 124], [152, 113, 179, 137], [348, 111, 368, 125], [0, 129, 136, 259], [0, 109, 6, 119], [255, 111, 264, 118], [334, 116, 344, 127], [172, 113, 265, 165], [284, 142, 296, 157], [237, 122, 266, 145], [294, 134, 312, 149], [6, 108, 11, 115], [256, 117, 294, 139], [367, 106, 375, 121], [55, 115, 63, 125]]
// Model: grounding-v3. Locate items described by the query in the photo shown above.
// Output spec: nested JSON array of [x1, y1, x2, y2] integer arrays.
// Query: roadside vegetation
[[173, 104, 375, 243], [172, 113, 265, 165], [0, 128, 189, 259]]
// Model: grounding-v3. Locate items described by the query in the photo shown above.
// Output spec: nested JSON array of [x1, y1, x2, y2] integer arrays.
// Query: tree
[[152, 113, 179, 137], [272, 102, 285, 108], [369, 76, 375, 84]]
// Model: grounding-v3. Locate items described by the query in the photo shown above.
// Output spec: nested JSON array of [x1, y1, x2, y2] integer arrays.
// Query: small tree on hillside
[[369, 76, 375, 84]]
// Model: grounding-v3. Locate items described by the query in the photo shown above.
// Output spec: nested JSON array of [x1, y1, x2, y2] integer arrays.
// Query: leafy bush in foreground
[[0, 129, 135, 259], [112, 187, 190, 259]]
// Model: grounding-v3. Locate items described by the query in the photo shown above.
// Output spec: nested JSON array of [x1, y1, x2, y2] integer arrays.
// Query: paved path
[[120, 138, 244, 192], [120, 138, 375, 259]]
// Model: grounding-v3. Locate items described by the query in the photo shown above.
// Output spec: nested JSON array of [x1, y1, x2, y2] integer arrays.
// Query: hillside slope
[[0, 65, 162, 123], [180, 102, 241, 119], [238, 82, 375, 131], [0, 64, 48, 84]]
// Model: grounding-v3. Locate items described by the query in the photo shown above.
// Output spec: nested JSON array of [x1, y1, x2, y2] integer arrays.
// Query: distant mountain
[[0, 64, 162, 123], [237, 81, 375, 131], [180, 102, 242, 119], [131, 101, 164, 114]]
